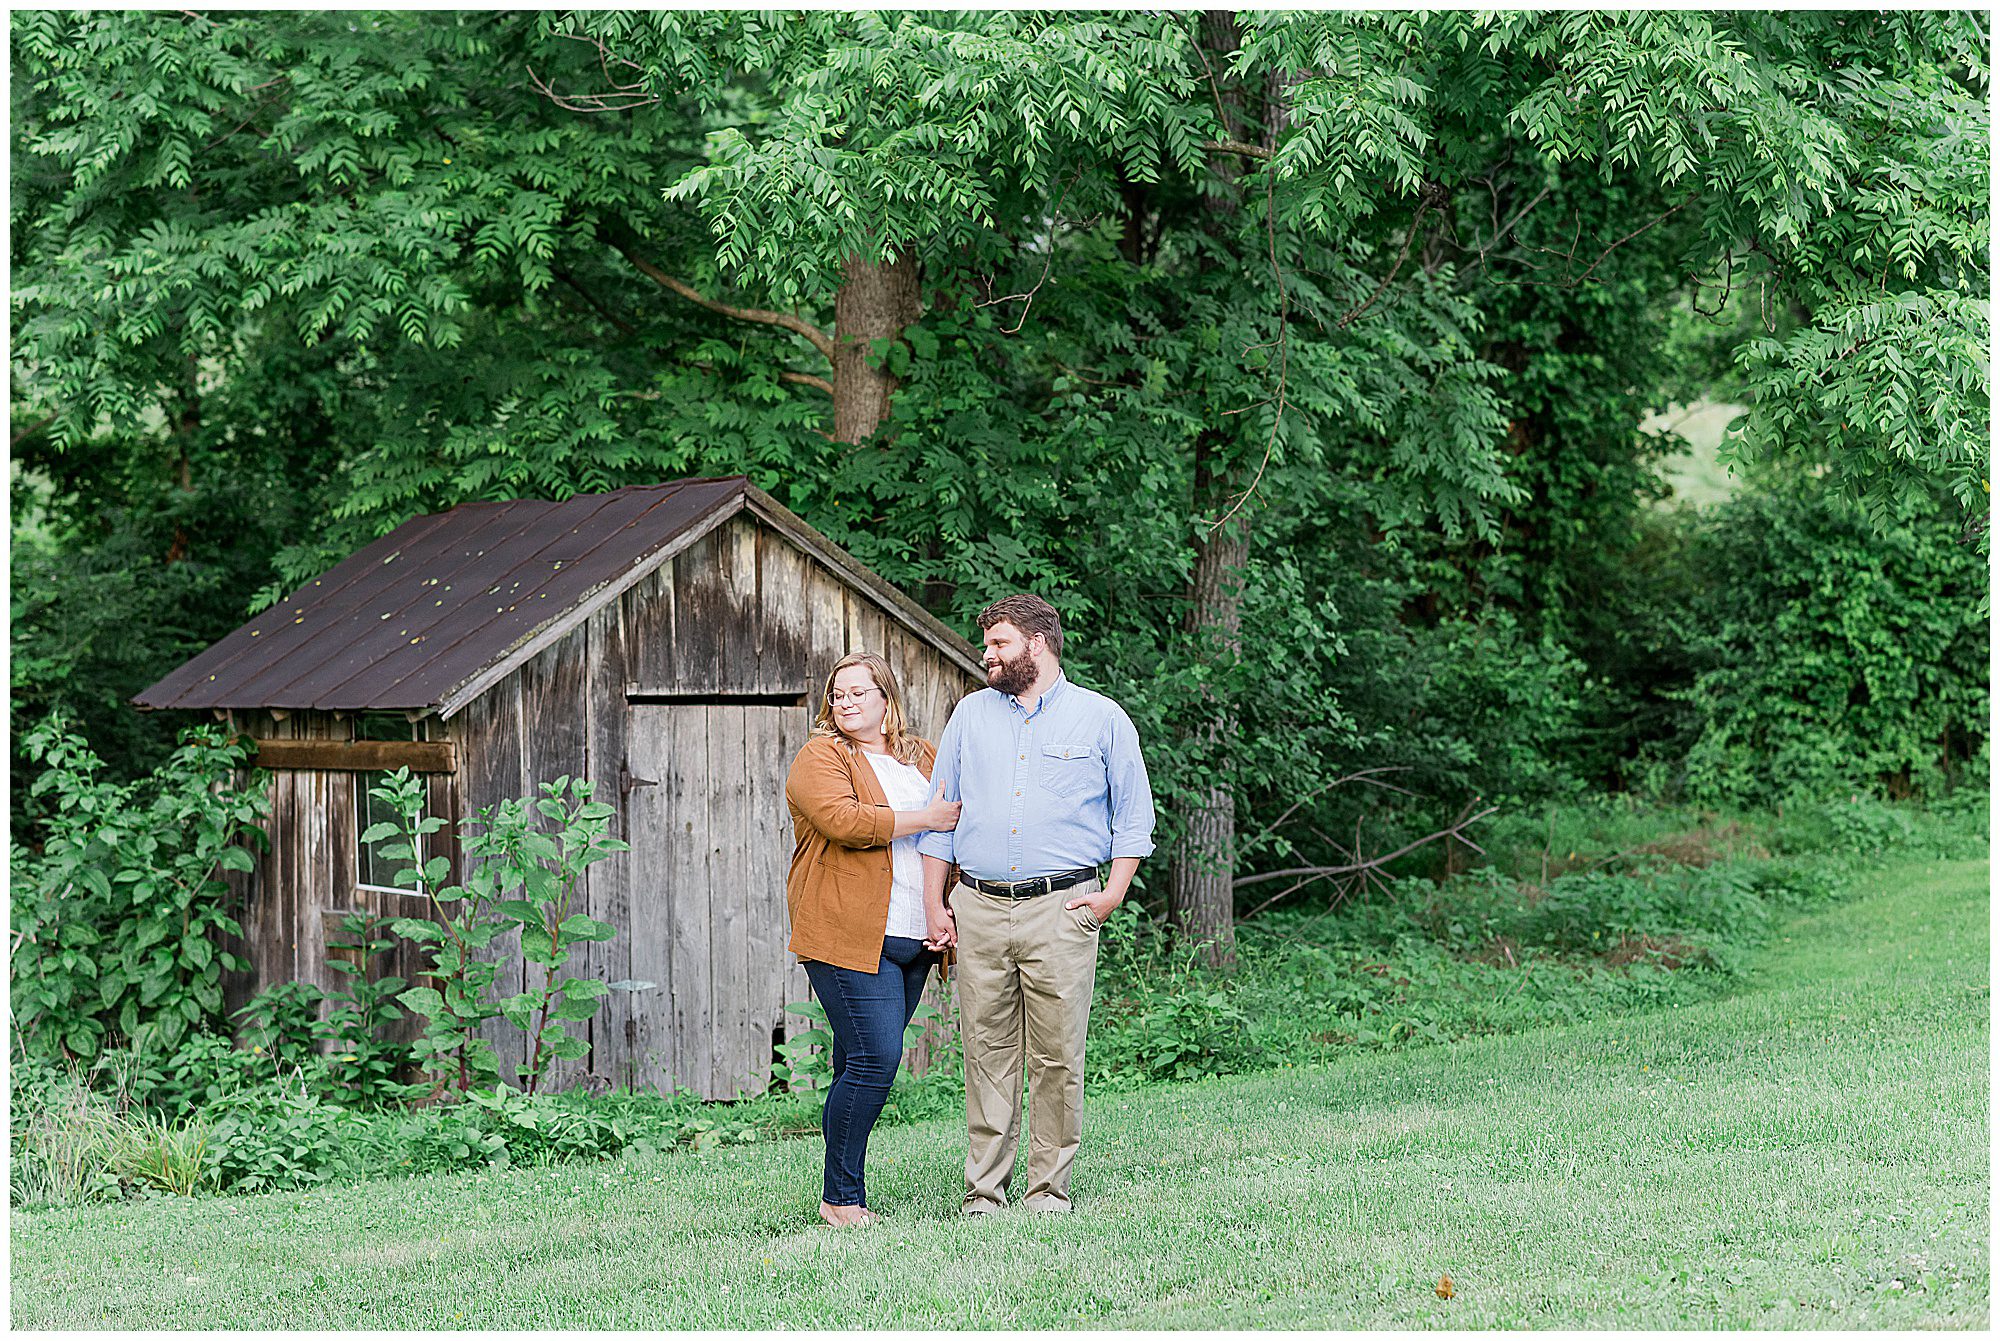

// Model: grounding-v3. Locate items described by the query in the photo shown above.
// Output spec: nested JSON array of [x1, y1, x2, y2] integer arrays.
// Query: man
[[918, 593, 1156, 1215]]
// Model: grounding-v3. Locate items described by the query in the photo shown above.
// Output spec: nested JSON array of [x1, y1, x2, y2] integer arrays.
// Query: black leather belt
[[960, 868, 1098, 900]]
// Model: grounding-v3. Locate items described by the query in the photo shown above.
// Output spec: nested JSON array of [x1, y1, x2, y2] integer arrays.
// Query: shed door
[[623, 702, 811, 1099]]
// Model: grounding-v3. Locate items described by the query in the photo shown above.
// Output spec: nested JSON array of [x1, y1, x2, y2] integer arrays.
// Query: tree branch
[[1203, 139, 1274, 162], [780, 370, 834, 395], [1567, 194, 1696, 287], [611, 241, 836, 360], [528, 32, 660, 114], [1507, 195, 1698, 290], [1237, 767, 1418, 857], [1187, 17, 1241, 144], [11, 411, 58, 449], [975, 164, 1092, 335], [1234, 803, 1498, 891], [1337, 197, 1433, 330], [553, 267, 636, 337], [1203, 157, 1287, 533]]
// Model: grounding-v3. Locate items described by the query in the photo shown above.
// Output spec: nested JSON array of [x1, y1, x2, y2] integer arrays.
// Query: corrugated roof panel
[[212, 500, 564, 709], [137, 512, 461, 710], [134, 478, 750, 712], [355, 480, 736, 710]]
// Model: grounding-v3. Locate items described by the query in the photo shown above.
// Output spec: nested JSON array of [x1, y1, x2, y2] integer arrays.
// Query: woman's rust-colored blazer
[[783, 732, 953, 975]]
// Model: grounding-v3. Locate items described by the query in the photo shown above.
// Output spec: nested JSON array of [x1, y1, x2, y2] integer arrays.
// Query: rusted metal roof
[[135, 478, 749, 713], [136, 476, 986, 717]]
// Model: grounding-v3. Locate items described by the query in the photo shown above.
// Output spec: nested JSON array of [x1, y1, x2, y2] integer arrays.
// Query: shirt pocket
[[1038, 743, 1101, 800]]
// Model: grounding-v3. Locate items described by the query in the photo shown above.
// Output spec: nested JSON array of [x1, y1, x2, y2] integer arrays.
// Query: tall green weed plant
[[364, 769, 632, 1095], [10, 713, 266, 1060]]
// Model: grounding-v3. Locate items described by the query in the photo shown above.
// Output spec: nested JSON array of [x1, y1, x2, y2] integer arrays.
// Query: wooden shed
[[135, 477, 985, 1099]]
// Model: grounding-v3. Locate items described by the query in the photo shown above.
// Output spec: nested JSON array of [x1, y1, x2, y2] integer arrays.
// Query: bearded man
[[917, 593, 1156, 1214]]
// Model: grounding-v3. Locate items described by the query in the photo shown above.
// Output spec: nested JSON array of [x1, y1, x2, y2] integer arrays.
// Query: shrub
[[1672, 478, 1987, 805], [205, 1079, 373, 1192], [1089, 909, 1266, 1088], [10, 713, 266, 1060]]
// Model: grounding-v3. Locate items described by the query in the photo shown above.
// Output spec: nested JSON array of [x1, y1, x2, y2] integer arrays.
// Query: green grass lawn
[[12, 858, 1987, 1329]]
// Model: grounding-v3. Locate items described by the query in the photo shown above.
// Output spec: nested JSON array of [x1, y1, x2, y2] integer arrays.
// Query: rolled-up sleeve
[[1106, 705, 1156, 860], [915, 709, 962, 864]]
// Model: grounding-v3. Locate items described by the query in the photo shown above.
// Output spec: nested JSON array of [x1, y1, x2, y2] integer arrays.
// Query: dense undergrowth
[[11, 788, 1984, 1209]]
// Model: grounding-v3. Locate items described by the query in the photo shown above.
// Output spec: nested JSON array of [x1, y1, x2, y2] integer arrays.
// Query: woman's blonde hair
[[811, 651, 926, 764]]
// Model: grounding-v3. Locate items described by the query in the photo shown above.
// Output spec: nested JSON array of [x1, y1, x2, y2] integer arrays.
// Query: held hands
[[922, 797, 962, 831], [922, 900, 957, 951]]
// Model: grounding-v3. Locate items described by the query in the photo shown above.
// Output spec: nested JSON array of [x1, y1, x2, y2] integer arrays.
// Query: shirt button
[[1010, 865, 1017, 871], [1019, 754, 1026, 760]]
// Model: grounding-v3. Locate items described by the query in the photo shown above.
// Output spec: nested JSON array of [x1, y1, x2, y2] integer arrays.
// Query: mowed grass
[[12, 858, 1987, 1329]]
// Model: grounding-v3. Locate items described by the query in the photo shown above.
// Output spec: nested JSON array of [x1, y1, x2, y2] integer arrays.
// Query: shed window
[[356, 779, 421, 895]]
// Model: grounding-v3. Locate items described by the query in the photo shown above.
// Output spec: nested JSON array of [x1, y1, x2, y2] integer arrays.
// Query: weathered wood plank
[[756, 527, 812, 693], [263, 712, 302, 995], [295, 766, 336, 1005], [250, 739, 458, 773], [219, 709, 273, 1016], [518, 635, 593, 1093], [781, 701, 817, 1049], [671, 531, 725, 692], [666, 705, 714, 1096], [618, 567, 667, 699], [724, 516, 762, 692], [752, 704, 804, 1088], [582, 600, 634, 1093], [845, 586, 891, 663], [802, 560, 848, 700], [621, 704, 677, 1096], [707, 705, 754, 1097], [454, 676, 529, 1088]]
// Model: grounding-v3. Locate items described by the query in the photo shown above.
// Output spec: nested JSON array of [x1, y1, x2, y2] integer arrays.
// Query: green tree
[[12, 10, 1987, 969]]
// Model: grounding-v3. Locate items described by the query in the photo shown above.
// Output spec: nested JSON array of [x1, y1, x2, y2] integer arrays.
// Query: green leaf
[[397, 986, 446, 1020], [551, 990, 605, 1021], [497, 993, 539, 1030], [557, 914, 618, 943]]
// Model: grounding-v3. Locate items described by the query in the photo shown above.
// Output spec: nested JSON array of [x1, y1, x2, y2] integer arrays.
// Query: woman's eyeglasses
[[827, 687, 884, 706]]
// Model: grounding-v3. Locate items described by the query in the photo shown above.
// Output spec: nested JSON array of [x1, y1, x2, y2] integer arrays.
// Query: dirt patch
[[1628, 820, 1768, 868], [1603, 933, 1710, 971]]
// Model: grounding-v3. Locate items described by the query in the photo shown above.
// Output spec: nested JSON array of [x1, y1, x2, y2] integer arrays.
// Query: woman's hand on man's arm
[[891, 796, 960, 838]]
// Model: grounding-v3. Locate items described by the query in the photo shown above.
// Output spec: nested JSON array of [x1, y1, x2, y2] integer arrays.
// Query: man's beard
[[986, 648, 1037, 697]]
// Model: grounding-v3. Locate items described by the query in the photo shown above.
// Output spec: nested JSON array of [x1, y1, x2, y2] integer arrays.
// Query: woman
[[784, 650, 960, 1228]]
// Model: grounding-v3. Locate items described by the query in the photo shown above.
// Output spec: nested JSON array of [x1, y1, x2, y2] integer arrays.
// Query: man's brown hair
[[977, 593, 1063, 660]]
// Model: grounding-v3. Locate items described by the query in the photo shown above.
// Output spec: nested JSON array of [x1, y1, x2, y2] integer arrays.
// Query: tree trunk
[[1163, 25, 1305, 970], [1165, 11, 1260, 971], [831, 249, 922, 444], [1168, 439, 1249, 967]]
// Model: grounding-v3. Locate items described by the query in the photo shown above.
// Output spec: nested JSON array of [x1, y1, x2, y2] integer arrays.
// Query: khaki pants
[[951, 878, 1103, 1212]]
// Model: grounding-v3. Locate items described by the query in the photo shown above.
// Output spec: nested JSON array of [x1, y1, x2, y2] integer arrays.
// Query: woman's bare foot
[[819, 1202, 881, 1228]]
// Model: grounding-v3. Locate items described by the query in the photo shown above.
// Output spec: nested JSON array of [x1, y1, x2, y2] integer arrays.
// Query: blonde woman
[[784, 651, 960, 1228]]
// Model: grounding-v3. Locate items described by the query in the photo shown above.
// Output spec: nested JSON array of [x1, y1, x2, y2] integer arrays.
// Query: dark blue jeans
[[803, 936, 935, 1207]]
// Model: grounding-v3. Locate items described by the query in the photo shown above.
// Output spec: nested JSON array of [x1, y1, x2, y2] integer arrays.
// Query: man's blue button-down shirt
[[916, 672, 1156, 879]]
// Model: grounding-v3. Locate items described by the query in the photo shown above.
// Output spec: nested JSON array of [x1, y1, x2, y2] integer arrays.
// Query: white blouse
[[863, 750, 934, 941]]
